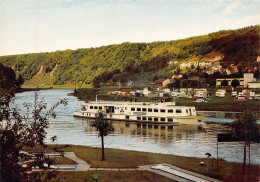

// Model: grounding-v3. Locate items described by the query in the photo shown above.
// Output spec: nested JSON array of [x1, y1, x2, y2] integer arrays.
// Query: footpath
[[39, 152, 223, 182]]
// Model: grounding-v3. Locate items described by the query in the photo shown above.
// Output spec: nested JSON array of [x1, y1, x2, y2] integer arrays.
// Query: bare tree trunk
[[101, 135, 105, 161], [243, 144, 246, 174], [248, 142, 250, 169]]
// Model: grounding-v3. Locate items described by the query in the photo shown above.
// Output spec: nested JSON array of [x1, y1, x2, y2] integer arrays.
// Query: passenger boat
[[73, 98, 204, 125]]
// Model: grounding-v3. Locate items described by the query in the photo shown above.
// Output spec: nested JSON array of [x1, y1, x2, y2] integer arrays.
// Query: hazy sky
[[0, 0, 259, 56]]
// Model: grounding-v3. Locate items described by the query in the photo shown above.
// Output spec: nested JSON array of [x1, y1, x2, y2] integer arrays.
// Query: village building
[[247, 81, 260, 89], [216, 73, 255, 87], [155, 79, 166, 88], [257, 56, 260, 62], [162, 79, 174, 87]]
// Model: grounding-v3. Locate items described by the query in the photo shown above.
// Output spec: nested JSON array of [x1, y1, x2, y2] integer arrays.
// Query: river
[[13, 89, 259, 165]]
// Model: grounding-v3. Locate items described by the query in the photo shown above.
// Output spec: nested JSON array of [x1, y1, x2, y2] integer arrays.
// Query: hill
[[0, 25, 259, 87]]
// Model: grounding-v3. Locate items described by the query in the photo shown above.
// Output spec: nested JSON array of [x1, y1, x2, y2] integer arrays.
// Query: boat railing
[[85, 100, 176, 106], [86, 101, 154, 106]]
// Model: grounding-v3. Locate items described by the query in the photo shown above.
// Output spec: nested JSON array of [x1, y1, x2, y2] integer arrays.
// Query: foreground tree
[[90, 111, 114, 161], [0, 92, 68, 182], [230, 112, 259, 174]]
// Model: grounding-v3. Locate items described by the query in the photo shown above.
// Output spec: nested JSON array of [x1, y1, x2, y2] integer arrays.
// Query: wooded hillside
[[0, 25, 259, 87]]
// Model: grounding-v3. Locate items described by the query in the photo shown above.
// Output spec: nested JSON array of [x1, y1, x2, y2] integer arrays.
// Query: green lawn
[[44, 171, 176, 182], [45, 145, 259, 182]]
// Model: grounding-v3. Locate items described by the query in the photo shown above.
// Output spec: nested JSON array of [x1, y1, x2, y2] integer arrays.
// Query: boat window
[[142, 108, 147, 112], [137, 108, 141, 111], [148, 108, 152, 112], [148, 117, 152, 121], [161, 118, 165, 122], [154, 118, 158, 121], [168, 109, 173, 113], [168, 118, 173, 122], [82, 106, 86, 111], [94, 106, 98, 109], [154, 108, 158, 112], [99, 106, 102, 110], [176, 109, 182, 113], [142, 117, 146, 120], [90, 106, 93, 109], [186, 109, 188, 113], [125, 107, 127, 110], [131, 107, 135, 111], [125, 116, 129, 119], [137, 116, 141, 120], [160, 109, 166, 113]]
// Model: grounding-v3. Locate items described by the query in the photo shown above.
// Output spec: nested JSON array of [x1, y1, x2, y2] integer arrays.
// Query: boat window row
[[90, 106, 103, 110], [131, 107, 183, 113], [89, 106, 127, 110], [136, 116, 173, 122]]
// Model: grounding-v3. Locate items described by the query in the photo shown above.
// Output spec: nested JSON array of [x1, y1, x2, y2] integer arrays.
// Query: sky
[[0, 0, 260, 56]]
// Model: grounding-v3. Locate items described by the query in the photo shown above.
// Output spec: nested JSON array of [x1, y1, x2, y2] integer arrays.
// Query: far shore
[[19, 85, 260, 113]]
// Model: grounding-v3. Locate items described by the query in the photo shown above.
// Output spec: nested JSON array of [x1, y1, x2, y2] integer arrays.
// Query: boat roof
[[82, 101, 195, 108]]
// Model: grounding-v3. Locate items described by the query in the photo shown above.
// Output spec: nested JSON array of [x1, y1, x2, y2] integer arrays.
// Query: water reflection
[[114, 122, 204, 141]]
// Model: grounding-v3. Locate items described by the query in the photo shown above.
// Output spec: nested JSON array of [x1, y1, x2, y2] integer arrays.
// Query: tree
[[0, 63, 17, 89], [90, 111, 114, 161], [167, 79, 180, 89], [0, 92, 68, 182], [230, 113, 259, 174], [221, 80, 228, 87], [231, 79, 240, 88]]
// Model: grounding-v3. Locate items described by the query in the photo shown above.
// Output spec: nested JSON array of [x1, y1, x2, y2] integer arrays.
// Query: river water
[[13, 89, 259, 165]]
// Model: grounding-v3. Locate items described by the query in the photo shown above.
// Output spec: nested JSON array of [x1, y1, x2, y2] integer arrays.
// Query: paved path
[[63, 152, 90, 171], [139, 164, 223, 182]]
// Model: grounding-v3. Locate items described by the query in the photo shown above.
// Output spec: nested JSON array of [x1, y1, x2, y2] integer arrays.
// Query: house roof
[[155, 79, 166, 84]]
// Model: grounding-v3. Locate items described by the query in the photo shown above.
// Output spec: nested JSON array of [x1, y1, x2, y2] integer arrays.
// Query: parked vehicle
[[254, 94, 260, 100], [234, 95, 247, 101], [231, 91, 237, 96], [216, 89, 226, 97], [194, 99, 207, 103]]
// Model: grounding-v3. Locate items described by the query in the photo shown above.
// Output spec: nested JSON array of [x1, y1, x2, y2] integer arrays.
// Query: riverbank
[[44, 145, 258, 182], [72, 87, 260, 113], [21, 85, 77, 89]]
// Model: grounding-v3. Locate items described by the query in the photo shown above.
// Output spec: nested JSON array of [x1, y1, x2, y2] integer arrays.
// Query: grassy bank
[[44, 171, 174, 182], [45, 145, 259, 182], [21, 85, 77, 89]]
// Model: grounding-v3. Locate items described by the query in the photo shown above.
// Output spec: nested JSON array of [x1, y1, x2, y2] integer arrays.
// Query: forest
[[0, 25, 259, 87]]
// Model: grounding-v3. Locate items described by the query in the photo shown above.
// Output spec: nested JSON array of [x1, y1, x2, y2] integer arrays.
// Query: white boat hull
[[73, 111, 204, 125]]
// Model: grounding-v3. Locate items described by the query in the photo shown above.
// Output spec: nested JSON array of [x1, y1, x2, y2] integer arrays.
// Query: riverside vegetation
[[0, 26, 259, 88]]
